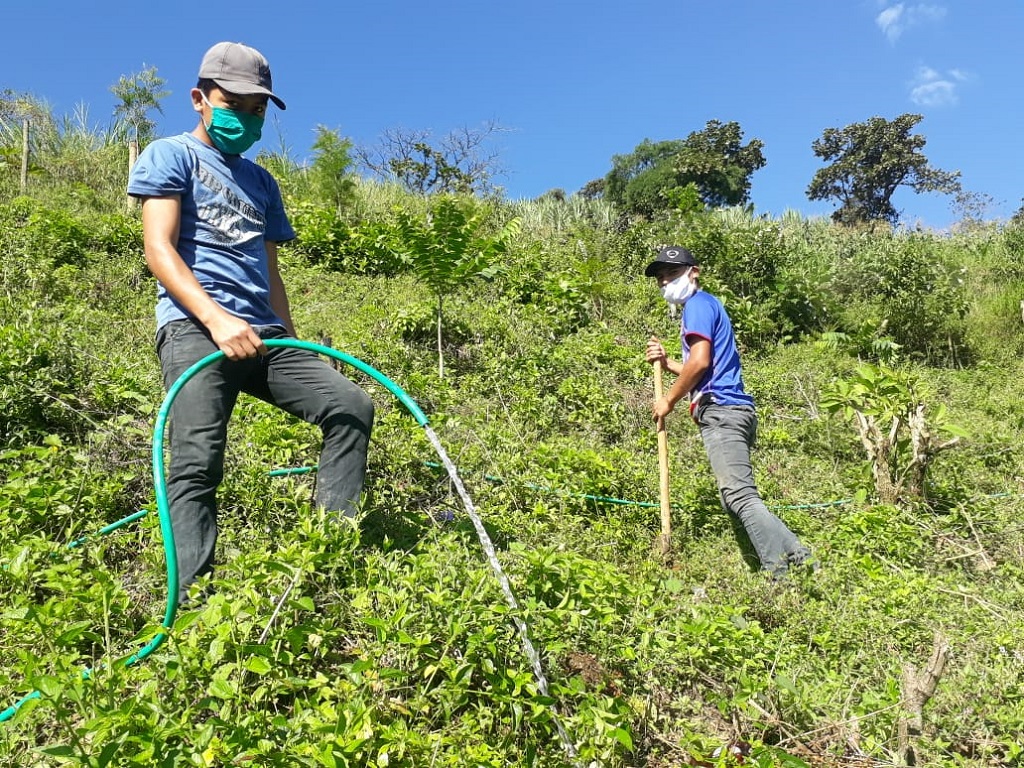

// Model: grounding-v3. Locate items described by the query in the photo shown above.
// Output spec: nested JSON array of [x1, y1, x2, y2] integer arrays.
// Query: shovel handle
[[653, 362, 672, 545]]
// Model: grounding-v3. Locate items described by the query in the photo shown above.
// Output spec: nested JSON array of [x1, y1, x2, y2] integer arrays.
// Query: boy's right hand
[[645, 336, 667, 366], [209, 314, 268, 360]]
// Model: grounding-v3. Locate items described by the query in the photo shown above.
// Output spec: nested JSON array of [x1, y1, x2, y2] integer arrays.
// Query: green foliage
[[284, 199, 406, 275], [830, 232, 969, 364], [0, 95, 128, 209], [820, 362, 967, 503], [807, 113, 962, 226], [393, 195, 521, 377], [308, 125, 357, 211], [604, 121, 765, 218], [816, 322, 902, 365], [0, 196, 90, 275], [3, 143, 1024, 768], [672, 211, 833, 349], [109, 65, 168, 145]]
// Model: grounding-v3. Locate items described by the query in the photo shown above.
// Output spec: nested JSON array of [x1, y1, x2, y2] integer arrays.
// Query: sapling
[[394, 196, 520, 378], [820, 363, 967, 503]]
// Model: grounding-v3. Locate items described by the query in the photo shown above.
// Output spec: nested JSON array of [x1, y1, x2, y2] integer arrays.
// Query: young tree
[[820, 363, 966, 504], [308, 125, 356, 212], [806, 113, 961, 227], [393, 196, 520, 378], [603, 120, 765, 218], [110, 65, 169, 147]]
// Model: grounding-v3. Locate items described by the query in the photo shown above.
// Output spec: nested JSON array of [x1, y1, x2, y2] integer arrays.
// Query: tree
[[355, 121, 508, 196], [806, 113, 961, 227], [308, 125, 356, 212], [672, 119, 766, 207], [110, 65, 169, 147], [603, 120, 765, 218], [393, 196, 520, 378], [578, 177, 605, 200], [820, 363, 965, 504]]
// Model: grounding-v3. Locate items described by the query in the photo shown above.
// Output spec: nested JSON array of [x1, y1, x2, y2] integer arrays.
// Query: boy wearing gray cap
[[643, 246, 813, 579], [128, 42, 374, 604]]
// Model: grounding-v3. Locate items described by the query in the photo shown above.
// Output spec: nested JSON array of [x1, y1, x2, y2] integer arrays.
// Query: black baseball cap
[[644, 246, 699, 277]]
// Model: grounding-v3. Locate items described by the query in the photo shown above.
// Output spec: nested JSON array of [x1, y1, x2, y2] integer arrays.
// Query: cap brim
[[212, 79, 286, 110]]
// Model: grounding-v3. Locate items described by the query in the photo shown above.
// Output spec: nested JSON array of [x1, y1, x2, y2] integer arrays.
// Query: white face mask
[[660, 270, 697, 305]]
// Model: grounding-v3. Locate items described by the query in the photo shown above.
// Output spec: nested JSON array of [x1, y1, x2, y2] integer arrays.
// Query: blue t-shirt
[[681, 290, 754, 408], [127, 133, 296, 330]]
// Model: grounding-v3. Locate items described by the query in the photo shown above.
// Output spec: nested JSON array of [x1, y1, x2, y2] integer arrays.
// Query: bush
[[0, 198, 91, 294], [284, 200, 405, 275], [828, 232, 969, 365]]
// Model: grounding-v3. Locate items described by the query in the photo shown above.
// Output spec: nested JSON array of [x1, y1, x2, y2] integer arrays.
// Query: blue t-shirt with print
[[681, 290, 754, 407], [127, 133, 296, 330]]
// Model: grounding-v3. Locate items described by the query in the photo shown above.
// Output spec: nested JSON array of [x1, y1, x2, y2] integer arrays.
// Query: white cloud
[[909, 65, 967, 107], [877, 4, 905, 42], [876, 3, 947, 43]]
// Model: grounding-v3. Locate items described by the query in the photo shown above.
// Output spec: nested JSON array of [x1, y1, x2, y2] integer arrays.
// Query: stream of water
[[423, 426, 579, 762]]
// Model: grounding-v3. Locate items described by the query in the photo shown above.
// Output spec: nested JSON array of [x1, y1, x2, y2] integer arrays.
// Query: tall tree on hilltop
[[308, 125, 357, 212], [806, 113, 961, 227], [603, 120, 766, 217], [110, 65, 169, 147]]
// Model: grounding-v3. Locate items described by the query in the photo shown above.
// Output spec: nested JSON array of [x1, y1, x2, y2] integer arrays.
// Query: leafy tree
[[578, 177, 605, 200], [110, 65, 169, 146], [603, 120, 765, 217], [672, 120, 766, 207], [393, 196, 520, 378], [806, 113, 961, 227], [308, 125, 357, 212], [356, 121, 507, 196]]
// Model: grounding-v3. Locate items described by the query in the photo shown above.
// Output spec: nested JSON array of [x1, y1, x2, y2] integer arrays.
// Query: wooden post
[[653, 361, 672, 558], [20, 119, 29, 193], [127, 138, 140, 208]]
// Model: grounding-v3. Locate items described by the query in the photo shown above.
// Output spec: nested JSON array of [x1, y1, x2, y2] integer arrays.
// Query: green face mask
[[201, 93, 264, 155]]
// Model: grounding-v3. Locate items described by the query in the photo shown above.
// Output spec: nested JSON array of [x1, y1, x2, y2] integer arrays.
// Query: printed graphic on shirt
[[195, 163, 266, 245]]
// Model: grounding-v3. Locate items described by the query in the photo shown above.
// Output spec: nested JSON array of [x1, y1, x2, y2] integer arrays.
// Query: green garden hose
[[1, 339, 428, 724]]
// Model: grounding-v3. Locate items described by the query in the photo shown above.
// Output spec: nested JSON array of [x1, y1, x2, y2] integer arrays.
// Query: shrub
[[828, 232, 969, 365]]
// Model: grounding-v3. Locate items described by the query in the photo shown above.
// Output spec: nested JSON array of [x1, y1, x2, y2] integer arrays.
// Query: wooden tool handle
[[653, 362, 672, 550]]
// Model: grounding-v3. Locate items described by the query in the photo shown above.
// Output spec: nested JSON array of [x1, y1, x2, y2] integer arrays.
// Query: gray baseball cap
[[198, 42, 286, 110]]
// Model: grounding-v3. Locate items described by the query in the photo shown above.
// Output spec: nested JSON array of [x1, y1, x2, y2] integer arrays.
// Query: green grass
[[1, 190, 1022, 767]]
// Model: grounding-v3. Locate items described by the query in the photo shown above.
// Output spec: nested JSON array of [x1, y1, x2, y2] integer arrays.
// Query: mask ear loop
[[196, 91, 214, 131]]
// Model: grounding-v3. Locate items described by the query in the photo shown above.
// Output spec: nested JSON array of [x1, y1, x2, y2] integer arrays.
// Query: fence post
[[20, 119, 29, 193], [127, 138, 139, 208]]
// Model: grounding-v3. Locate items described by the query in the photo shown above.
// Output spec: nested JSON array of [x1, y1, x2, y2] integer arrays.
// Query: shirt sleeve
[[126, 138, 193, 198], [682, 294, 716, 343], [262, 172, 296, 243]]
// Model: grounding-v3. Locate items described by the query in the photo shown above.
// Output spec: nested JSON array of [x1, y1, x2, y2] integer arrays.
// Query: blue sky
[[3, 0, 1019, 229]]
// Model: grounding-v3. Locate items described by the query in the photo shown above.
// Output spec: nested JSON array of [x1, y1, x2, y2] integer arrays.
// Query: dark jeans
[[696, 403, 810, 576], [156, 320, 374, 602]]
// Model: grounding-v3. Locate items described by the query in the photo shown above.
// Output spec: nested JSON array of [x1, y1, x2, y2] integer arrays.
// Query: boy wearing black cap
[[644, 246, 813, 579], [128, 42, 374, 604]]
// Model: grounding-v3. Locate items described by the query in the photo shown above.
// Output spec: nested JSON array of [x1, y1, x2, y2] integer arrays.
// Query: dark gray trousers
[[156, 320, 374, 602]]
